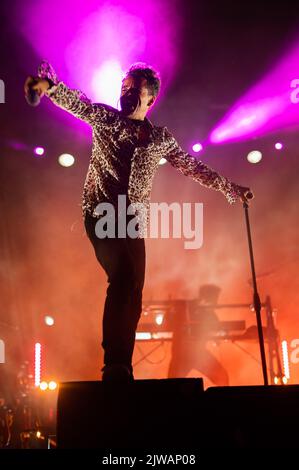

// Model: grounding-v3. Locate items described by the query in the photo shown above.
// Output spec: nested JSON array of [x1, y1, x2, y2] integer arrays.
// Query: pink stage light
[[192, 142, 203, 153], [275, 142, 283, 150], [17, 1, 180, 112], [210, 40, 299, 144], [34, 342, 41, 387], [282, 340, 290, 382], [34, 146, 45, 156], [92, 59, 123, 108]]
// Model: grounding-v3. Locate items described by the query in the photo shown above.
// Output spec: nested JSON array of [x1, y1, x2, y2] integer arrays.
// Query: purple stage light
[[192, 142, 203, 153], [18, 0, 180, 112], [34, 146, 45, 156], [92, 59, 123, 108], [275, 142, 283, 150], [210, 40, 299, 144], [7, 139, 28, 151]]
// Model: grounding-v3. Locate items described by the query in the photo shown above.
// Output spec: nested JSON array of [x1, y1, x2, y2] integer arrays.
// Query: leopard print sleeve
[[37, 60, 107, 125], [162, 127, 241, 204]]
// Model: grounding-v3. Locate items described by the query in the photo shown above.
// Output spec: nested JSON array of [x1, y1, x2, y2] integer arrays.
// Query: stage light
[[48, 381, 58, 391], [275, 142, 283, 150], [209, 41, 299, 143], [36, 431, 41, 438], [18, 0, 179, 133], [92, 59, 123, 108], [155, 313, 164, 325], [159, 158, 167, 165], [34, 343, 41, 387], [44, 315, 54, 326], [192, 143, 203, 153], [0, 339, 4, 364], [58, 153, 75, 167], [282, 376, 288, 385], [274, 376, 279, 385], [40, 381, 48, 391], [135, 332, 151, 340], [34, 146, 45, 156], [247, 150, 262, 164], [282, 340, 290, 381], [152, 331, 173, 339]]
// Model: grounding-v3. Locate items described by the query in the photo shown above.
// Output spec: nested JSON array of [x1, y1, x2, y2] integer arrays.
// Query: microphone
[[120, 88, 141, 116], [245, 191, 254, 200], [25, 79, 41, 107]]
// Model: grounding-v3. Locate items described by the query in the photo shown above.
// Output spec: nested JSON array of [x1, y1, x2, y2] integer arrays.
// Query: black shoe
[[102, 364, 134, 382]]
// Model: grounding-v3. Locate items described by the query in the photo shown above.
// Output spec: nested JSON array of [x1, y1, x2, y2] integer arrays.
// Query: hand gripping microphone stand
[[25, 77, 41, 107], [243, 199, 268, 385]]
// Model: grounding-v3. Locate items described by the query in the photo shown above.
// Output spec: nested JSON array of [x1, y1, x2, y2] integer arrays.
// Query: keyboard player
[[168, 284, 229, 386]]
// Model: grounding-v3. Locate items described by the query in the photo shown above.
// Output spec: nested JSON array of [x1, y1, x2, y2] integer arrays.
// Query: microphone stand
[[243, 201, 268, 386]]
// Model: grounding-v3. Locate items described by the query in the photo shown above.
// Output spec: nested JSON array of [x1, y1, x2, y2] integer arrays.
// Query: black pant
[[84, 212, 146, 374]]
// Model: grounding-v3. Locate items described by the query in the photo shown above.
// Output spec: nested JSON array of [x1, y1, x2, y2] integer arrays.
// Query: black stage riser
[[57, 378, 204, 448], [57, 381, 299, 449]]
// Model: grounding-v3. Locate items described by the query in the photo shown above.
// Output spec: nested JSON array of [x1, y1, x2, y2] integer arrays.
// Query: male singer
[[24, 61, 253, 381]]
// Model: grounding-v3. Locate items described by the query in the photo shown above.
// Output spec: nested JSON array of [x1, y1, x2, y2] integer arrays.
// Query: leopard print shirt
[[38, 60, 241, 237]]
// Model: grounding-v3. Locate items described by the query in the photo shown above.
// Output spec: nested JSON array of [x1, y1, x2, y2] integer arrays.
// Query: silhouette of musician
[[168, 284, 229, 386]]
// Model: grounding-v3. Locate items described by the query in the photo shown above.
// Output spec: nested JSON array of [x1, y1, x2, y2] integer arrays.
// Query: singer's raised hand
[[237, 185, 254, 203], [24, 76, 50, 98]]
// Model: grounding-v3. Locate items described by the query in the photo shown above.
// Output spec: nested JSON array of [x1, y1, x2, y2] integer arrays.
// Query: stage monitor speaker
[[57, 378, 204, 449], [204, 385, 299, 448]]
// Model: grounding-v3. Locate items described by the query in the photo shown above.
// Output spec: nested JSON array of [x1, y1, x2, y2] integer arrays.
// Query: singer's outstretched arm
[[25, 60, 107, 125], [162, 127, 251, 203]]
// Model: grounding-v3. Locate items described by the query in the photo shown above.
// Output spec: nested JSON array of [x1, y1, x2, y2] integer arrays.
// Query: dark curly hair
[[125, 62, 161, 97]]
